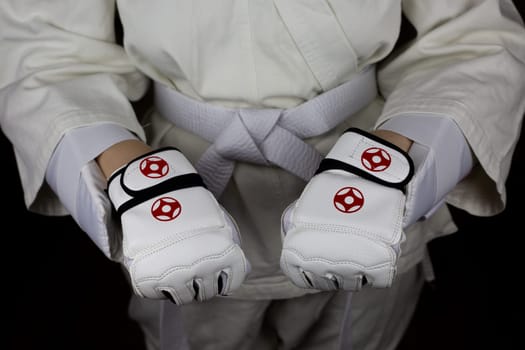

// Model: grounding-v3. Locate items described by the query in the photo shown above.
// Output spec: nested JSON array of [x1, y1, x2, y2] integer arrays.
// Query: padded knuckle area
[[283, 228, 395, 269], [131, 238, 245, 286]]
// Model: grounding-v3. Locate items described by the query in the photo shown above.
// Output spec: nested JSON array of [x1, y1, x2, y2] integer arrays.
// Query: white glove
[[107, 147, 250, 305], [280, 128, 414, 291]]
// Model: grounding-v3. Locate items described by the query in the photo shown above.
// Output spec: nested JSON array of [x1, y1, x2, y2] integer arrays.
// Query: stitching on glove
[[133, 244, 244, 283], [124, 224, 228, 259], [283, 247, 394, 270], [294, 219, 403, 245]]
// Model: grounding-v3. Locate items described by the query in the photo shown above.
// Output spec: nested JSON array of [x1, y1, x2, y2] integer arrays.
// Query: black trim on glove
[[314, 128, 414, 191], [107, 147, 207, 219]]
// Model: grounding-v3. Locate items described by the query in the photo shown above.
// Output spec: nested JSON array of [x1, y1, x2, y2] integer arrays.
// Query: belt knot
[[214, 109, 282, 164]]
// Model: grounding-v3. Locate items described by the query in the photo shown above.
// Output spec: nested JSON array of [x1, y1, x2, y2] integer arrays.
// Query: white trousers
[[129, 264, 424, 350]]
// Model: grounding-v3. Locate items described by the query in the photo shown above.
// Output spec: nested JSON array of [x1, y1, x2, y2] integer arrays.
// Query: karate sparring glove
[[280, 128, 414, 291], [107, 147, 250, 304]]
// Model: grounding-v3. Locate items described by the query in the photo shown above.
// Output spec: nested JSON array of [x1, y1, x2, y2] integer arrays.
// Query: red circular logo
[[151, 197, 181, 221], [140, 156, 169, 178], [333, 187, 364, 213], [361, 147, 391, 172]]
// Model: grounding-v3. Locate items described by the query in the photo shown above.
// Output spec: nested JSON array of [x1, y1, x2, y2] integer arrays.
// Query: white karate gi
[[1, 1, 525, 349]]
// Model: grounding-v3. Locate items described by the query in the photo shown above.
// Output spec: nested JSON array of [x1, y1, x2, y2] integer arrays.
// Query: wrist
[[96, 139, 153, 179], [371, 129, 412, 152]]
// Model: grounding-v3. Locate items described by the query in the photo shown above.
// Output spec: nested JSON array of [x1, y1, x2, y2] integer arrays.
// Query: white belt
[[154, 65, 377, 197]]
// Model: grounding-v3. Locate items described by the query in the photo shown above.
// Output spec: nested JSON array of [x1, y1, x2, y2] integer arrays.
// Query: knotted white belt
[[154, 65, 377, 197]]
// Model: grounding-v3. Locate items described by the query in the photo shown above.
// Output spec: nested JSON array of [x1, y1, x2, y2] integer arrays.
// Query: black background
[[3, 2, 525, 349]]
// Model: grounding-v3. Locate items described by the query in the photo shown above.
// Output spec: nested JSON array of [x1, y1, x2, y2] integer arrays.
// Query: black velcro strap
[[115, 173, 206, 218], [315, 158, 408, 191]]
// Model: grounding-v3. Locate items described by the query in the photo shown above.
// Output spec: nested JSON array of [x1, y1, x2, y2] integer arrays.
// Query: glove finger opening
[[361, 275, 368, 287], [300, 269, 315, 288], [217, 270, 228, 295], [161, 290, 178, 305], [192, 279, 201, 302]]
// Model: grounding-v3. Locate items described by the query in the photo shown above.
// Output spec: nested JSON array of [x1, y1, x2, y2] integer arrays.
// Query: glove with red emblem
[[280, 128, 414, 291], [107, 147, 250, 305]]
